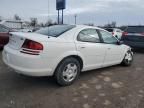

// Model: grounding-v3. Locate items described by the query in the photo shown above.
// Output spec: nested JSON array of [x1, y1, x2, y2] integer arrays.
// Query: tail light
[[112, 32, 114, 35], [122, 32, 128, 36], [140, 33, 144, 35], [21, 39, 43, 55]]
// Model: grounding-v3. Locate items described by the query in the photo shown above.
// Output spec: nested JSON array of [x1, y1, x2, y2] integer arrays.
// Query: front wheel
[[121, 50, 133, 66], [54, 57, 81, 86]]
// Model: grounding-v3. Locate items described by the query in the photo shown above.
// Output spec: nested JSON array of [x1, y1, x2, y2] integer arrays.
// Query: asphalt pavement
[[0, 50, 144, 108]]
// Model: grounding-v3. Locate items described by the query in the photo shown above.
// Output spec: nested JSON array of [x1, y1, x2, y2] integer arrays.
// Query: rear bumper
[[123, 40, 144, 49], [2, 46, 54, 77]]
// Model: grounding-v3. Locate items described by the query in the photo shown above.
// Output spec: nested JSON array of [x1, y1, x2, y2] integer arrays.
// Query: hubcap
[[125, 52, 132, 63], [62, 63, 78, 82]]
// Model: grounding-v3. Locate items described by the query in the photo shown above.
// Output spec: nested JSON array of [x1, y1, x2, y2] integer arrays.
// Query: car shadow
[[7, 72, 60, 89], [80, 64, 121, 77], [7, 64, 123, 89]]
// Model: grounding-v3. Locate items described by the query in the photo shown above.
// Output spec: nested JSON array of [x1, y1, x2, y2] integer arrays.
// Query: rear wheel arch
[[54, 55, 83, 75]]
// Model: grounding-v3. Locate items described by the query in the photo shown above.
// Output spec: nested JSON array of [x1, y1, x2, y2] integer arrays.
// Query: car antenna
[[47, 0, 50, 38]]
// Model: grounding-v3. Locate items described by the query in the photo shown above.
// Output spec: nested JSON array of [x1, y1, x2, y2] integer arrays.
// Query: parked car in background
[[19, 27, 41, 33], [0, 20, 23, 30], [3, 25, 133, 86], [0, 20, 23, 49], [105, 28, 123, 39], [0, 24, 12, 49], [121, 26, 144, 49]]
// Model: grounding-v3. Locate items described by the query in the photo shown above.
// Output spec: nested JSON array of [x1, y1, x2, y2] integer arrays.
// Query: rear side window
[[77, 29, 100, 43], [126, 26, 144, 33], [36, 25, 76, 37]]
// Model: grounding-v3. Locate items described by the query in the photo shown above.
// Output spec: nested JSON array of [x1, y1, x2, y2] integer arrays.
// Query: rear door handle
[[108, 48, 111, 50], [80, 47, 86, 49]]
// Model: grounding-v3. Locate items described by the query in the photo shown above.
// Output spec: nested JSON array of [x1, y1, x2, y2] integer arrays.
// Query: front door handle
[[108, 48, 111, 50]]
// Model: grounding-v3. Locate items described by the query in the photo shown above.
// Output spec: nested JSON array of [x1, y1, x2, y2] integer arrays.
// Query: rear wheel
[[121, 50, 133, 66], [55, 57, 81, 86], [0, 47, 3, 51]]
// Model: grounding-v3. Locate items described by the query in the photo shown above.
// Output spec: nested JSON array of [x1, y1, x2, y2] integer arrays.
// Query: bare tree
[[39, 23, 45, 27], [30, 18, 38, 27], [111, 21, 116, 28], [14, 14, 21, 20], [45, 19, 53, 26], [104, 21, 117, 28]]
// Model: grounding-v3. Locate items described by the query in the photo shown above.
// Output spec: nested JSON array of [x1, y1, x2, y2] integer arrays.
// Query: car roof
[[75, 25, 105, 31]]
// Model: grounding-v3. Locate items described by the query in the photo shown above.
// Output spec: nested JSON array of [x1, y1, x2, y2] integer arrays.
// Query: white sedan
[[2, 25, 133, 86]]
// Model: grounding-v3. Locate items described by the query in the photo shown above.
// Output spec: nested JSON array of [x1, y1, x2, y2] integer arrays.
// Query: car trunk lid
[[8, 32, 49, 50]]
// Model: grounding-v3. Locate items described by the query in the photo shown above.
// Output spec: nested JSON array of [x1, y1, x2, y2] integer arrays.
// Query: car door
[[98, 30, 125, 67], [0, 25, 9, 47], [75, 28, 106, 71]]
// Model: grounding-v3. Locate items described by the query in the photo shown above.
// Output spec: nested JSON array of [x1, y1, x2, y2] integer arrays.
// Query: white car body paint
[[3, 25, 131, 77]]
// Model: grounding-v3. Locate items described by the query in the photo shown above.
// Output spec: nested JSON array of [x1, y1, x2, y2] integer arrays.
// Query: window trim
[[77, 28, 102, 43]]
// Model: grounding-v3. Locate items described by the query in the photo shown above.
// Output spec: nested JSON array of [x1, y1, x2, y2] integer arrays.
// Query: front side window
[[77, 29, 100, 43], [99, 30, 118, 44]]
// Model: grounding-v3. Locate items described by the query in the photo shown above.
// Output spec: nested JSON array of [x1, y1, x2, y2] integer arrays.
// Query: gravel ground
[[0, 50, 144, 108]]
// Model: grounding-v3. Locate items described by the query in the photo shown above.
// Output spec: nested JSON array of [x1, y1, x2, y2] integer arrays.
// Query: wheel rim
[[125, 51, 132, 64], [62, 63, 78, 82]]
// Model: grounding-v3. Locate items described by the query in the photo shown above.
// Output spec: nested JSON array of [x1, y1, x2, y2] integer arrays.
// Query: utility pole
[[74, 14, 77, 25], [58, 10, 60, 24], [62, 9, 64, 24]]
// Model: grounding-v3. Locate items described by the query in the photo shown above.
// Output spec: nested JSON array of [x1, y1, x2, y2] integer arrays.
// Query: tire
[[121, 50, 133, 66], [54, 57, 81, 86], [0, 47, 3, 51]]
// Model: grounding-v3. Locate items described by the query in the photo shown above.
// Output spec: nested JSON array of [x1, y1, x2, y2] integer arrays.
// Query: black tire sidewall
[[55, 57, 81, 86]]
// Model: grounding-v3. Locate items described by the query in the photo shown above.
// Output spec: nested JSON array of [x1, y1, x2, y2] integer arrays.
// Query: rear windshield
[[105, 29, 113, 32], [36, 25, 76, 37], [126, 26, 144, 33]]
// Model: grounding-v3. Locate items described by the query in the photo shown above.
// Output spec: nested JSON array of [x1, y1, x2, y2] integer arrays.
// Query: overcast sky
[[0, 0, 144, 26]]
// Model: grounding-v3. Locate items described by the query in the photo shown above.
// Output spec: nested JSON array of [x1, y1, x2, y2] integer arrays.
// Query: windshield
[[36, 25, 76, 37]]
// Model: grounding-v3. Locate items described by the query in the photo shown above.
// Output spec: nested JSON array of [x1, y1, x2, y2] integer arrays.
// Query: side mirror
[[117, 41, 124, 45], [115, 35, 118, 39]]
